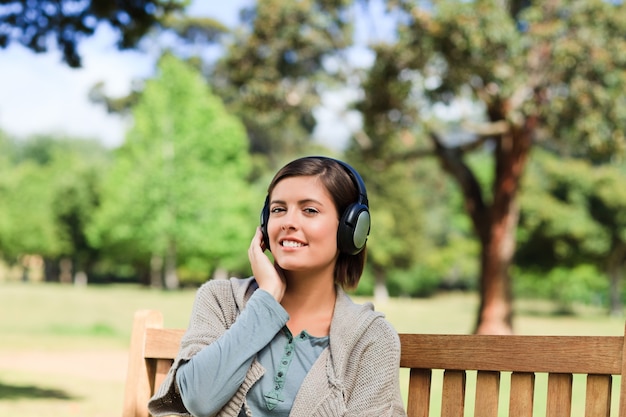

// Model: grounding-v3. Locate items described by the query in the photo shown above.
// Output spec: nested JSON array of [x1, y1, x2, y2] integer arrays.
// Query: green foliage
[[517, 149, 626, 310], [410, 0, 525, 100], [0, 160, 62, 259], [213, 0, 354, 161], [522, 0, 626, 161], [387, 265, 441, 298], [514, 264, 608, 313], [89, 55, 256, 283], [0, 135, 108, 269], [518, 149, 625, 267]]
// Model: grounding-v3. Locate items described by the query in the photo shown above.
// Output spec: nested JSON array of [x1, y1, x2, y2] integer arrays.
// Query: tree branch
[[429, 131, 489, 243]]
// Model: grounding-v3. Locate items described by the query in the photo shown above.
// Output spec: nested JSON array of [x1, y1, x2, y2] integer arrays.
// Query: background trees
[[1, 0, 625, 333], [88, 55, 256, 289], [517, 150, 626, 315], [351, 0, 626, 333], [0, 135, 108, 282], [211, 0, 355, 164]]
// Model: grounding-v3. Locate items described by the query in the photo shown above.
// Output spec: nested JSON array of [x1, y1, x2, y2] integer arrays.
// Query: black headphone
[[260, 156, 370, 255]]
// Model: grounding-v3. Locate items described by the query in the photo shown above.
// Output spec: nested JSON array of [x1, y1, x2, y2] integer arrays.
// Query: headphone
[[260, 156, 370, 255]]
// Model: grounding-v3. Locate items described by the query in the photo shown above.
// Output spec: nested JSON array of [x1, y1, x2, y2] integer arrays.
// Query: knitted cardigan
[[148, 277, 406, 417]]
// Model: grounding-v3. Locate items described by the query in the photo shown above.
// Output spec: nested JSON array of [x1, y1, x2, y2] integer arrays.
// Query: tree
[[0, 0, 187, 67], [517, 150, 626, 314], [0, 156, 62, 268], [355, 0, 626, 333], [211, 0, 354, 165], [0, 135, 108, 282], [89, 54, 256, 289]]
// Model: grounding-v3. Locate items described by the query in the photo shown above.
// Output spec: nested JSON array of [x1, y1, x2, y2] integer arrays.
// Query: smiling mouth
[[281, 240, 306, 248]]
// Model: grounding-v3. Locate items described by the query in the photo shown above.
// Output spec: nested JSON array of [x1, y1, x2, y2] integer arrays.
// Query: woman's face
[[267, 175, 340, 276]]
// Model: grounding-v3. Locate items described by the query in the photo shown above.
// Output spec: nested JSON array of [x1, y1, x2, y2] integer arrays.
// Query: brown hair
[[267, 156, 367, 289]]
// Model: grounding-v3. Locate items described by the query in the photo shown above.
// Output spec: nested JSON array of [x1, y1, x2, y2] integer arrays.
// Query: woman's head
[[263, 156, 369, 289]]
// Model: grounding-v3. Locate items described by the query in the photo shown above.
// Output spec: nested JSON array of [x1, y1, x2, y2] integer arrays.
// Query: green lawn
[[0, 281, 624, 416]]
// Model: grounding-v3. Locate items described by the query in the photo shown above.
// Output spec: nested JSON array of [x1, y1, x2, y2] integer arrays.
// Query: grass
[[0, 281, 624, 416]]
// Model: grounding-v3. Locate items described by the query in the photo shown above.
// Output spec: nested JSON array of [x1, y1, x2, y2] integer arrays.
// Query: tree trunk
[[164, 240, 179, 290], [44, 257, 59, 282], [373, 265, 389, 305], [59, 257, 73, 284], [74, 270, 88, 286], [475, 199, 518, 335], [213, 267, 228, 280], [477, 125, 533, 334], [431, 118, 533, 335], [607, 241, 626, 317], [150, 254, 163, 288]]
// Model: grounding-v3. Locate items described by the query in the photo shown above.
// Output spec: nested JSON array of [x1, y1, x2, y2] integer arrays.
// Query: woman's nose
[[280, 210, 298, 230]]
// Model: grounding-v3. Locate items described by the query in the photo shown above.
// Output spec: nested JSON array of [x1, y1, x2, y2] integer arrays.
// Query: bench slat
[[123, 310, 164, 417], [585, 374, 612, 417], [546, 373, 573, 417], [407, 368, 431, 417], [399, 333, 623, 374], [145, 328, 185, 358], [441, 370, 465, 417], [154, 359, 173, 395], [509, 372, 534, 417], [475, 370, 500, 417]]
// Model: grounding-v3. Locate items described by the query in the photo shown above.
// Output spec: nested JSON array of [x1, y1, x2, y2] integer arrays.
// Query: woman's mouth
[[281, 240, 306, 248]]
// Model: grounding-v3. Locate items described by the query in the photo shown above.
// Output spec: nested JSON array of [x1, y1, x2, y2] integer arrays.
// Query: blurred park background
[[0, 0, 625, 415]]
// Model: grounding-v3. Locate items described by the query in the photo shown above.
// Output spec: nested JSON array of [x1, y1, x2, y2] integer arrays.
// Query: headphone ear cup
[[337, 203, 370, 255], [260, 196, 270, 250]]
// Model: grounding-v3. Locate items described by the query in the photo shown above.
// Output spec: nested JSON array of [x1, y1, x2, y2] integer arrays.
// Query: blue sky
[[0, 0, 405, 150], [0, 1, 253, 148]]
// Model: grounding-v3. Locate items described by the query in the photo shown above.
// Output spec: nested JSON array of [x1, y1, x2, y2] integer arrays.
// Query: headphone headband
[[321, 157, 369, 208]]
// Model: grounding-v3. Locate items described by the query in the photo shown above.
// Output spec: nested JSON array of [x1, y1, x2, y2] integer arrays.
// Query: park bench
[[122, 309, 626, 417]]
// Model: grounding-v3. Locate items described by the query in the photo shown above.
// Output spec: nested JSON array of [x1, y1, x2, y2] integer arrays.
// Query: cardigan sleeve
[[148, 280, 241, 416], [147, 279, 288, 417], [176, 289, 289, 417]]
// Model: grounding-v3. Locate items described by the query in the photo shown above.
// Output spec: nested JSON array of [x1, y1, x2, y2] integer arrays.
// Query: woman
[[148, 156, 406, 417]]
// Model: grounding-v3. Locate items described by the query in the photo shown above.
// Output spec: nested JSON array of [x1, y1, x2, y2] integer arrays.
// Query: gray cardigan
[[148, 277, 406, 417]]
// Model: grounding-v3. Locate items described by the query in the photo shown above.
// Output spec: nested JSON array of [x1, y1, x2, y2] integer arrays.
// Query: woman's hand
[[248, 227, 286, 302]]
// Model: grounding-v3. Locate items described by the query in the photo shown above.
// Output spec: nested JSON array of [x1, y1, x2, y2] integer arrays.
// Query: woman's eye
[[304, 207, 319, 214], [270, 207, 285, 214]]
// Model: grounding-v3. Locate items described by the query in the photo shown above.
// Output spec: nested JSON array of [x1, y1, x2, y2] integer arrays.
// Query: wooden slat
[[441, 370, 465, 417], [620, 322, 626, 417], [399, 333, 623, 374], [144, 328, 185, 358], [546, 373, 572, 417], [122, 310, 164, 417], [475, 371, 500, 417], [585, 374, 611, 417], [154, 359, 174, 396], [509, 372, 534, 417], [407, 369, 431, 417]]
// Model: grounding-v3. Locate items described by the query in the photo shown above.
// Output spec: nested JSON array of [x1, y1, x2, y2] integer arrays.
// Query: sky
[[0, 1, 254, 149], [0, 1, 413, 151]]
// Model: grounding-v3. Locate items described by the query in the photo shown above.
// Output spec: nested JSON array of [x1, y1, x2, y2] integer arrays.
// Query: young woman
[[148, 156, 406, 417]]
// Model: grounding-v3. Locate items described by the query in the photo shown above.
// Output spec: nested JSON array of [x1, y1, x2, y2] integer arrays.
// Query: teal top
[[245, 327, 328, 416], [176, 289, 328, 417]]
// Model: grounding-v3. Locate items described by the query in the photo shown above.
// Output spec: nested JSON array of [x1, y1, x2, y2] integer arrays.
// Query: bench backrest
[[122, 309, 626, 417]]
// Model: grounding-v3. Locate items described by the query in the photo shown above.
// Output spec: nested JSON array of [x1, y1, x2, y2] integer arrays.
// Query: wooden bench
[[122, 309, 626, 417]]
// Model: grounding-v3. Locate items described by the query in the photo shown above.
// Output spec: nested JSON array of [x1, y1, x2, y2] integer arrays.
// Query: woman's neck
[[280, 272, 337, 337]]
